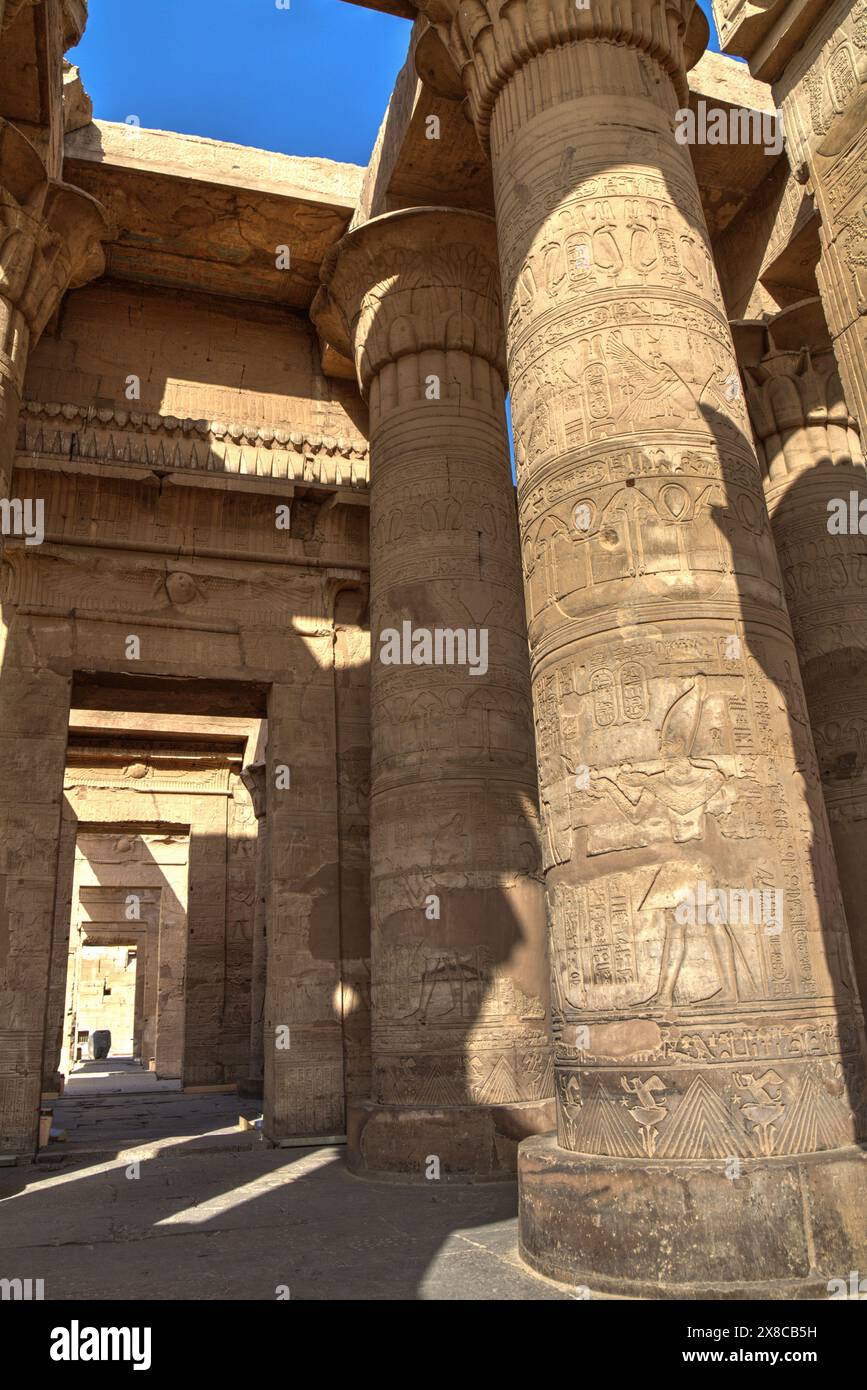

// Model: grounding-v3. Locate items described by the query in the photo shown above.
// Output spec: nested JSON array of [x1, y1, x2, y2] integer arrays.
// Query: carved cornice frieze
[[314, 205, 505, 396], [17, 399, 371, 489], [64, 752, 240, 796], [411, 0, 704, 146], [0, 118, 107, 341]]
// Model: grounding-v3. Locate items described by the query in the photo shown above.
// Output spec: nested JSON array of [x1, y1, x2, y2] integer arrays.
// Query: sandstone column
[[264, 670, 347, 1142], [0, 120, 106, 1157], [713, 0, 867, 433], [41, 808, 76, 1093], [314, 207, 553, 1178], [413, 0, 867, 1289], [0, 118, 106, 497], [734, 298, 867, 1017], [240, 760, 268, 1097]]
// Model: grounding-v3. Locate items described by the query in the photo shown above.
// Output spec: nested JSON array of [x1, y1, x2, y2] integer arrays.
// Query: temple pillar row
[[315, 207, 554, 1179], [412, 0, 867, 1292]]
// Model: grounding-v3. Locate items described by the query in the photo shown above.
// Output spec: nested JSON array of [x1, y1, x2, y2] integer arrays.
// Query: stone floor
[[0, 1090, 572, 1299], [62, 1057, 182, 1098], [46, 1080, 261, 1156]]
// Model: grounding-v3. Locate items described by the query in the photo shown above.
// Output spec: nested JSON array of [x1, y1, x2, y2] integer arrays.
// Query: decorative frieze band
[[16, 399, 370, 490], [65, 752, 243, 796]]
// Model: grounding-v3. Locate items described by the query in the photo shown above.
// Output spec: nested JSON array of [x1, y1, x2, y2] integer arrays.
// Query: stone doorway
[[3, 616, 371, 1159], [38, 692, 266, 1149], [68, 935, 140, 1062]]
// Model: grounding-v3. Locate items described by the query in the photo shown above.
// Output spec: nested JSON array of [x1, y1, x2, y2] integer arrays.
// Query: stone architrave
[[240, 760, 268, 1096], [0, 118, 106, 497], [734, 298, 867, 1016], [410, 0, 867, 1290], [314, 206, 554, 1178]]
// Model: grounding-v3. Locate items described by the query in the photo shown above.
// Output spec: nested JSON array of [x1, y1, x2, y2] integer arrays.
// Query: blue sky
[[70, 0, 721, 168]]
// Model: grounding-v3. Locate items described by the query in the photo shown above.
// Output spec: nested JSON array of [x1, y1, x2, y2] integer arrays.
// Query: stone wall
[[72, 942, 138, 1057], [26, 280, 367, 445], [1, 256, 372, 1151]]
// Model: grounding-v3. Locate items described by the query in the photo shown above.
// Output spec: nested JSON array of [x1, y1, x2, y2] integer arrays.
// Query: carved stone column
[[0, 118, 105, 1157], [240, 761, 268, 1098], [413, 0, 867, 1291], [734, 298, 867, 1019], [713, 0, 867, 434], [0, 117, 106, 497], [314, 206, 554, 1179]]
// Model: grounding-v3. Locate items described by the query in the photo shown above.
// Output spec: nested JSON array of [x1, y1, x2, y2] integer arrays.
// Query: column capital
[[734, 299, 863, 458], [312, 205, 505, 397], [411, 0, 708, 147], [0, 117, 108, 340]]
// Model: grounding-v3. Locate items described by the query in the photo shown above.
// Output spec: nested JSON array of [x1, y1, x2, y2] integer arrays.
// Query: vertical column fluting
[[416, 0, 867, 1289], [316, 207, 553, 1178], [734, 299, 867, 1018]]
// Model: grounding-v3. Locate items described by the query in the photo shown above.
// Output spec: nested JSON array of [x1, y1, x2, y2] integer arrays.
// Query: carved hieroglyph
[[0, 117, 106, 494], [735, 299, 867, 1021], [714, 0, 867, 432], [777, 0, 867, 435], [416, 0, 867, 1166], [316, 209, 552, 1136]]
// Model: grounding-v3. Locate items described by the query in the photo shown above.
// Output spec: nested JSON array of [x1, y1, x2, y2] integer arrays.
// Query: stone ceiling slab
[[63, 121, 365, 310]]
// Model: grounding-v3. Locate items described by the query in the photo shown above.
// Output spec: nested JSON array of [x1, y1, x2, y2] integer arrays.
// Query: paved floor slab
[[0, 1143, 571, 1300], [62, 1058, 182, 1098]]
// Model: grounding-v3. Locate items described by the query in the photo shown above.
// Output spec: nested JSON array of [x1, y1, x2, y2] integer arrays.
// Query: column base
[[518, 1133, 867, 1298], [348, 1098, 556, 1182]]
